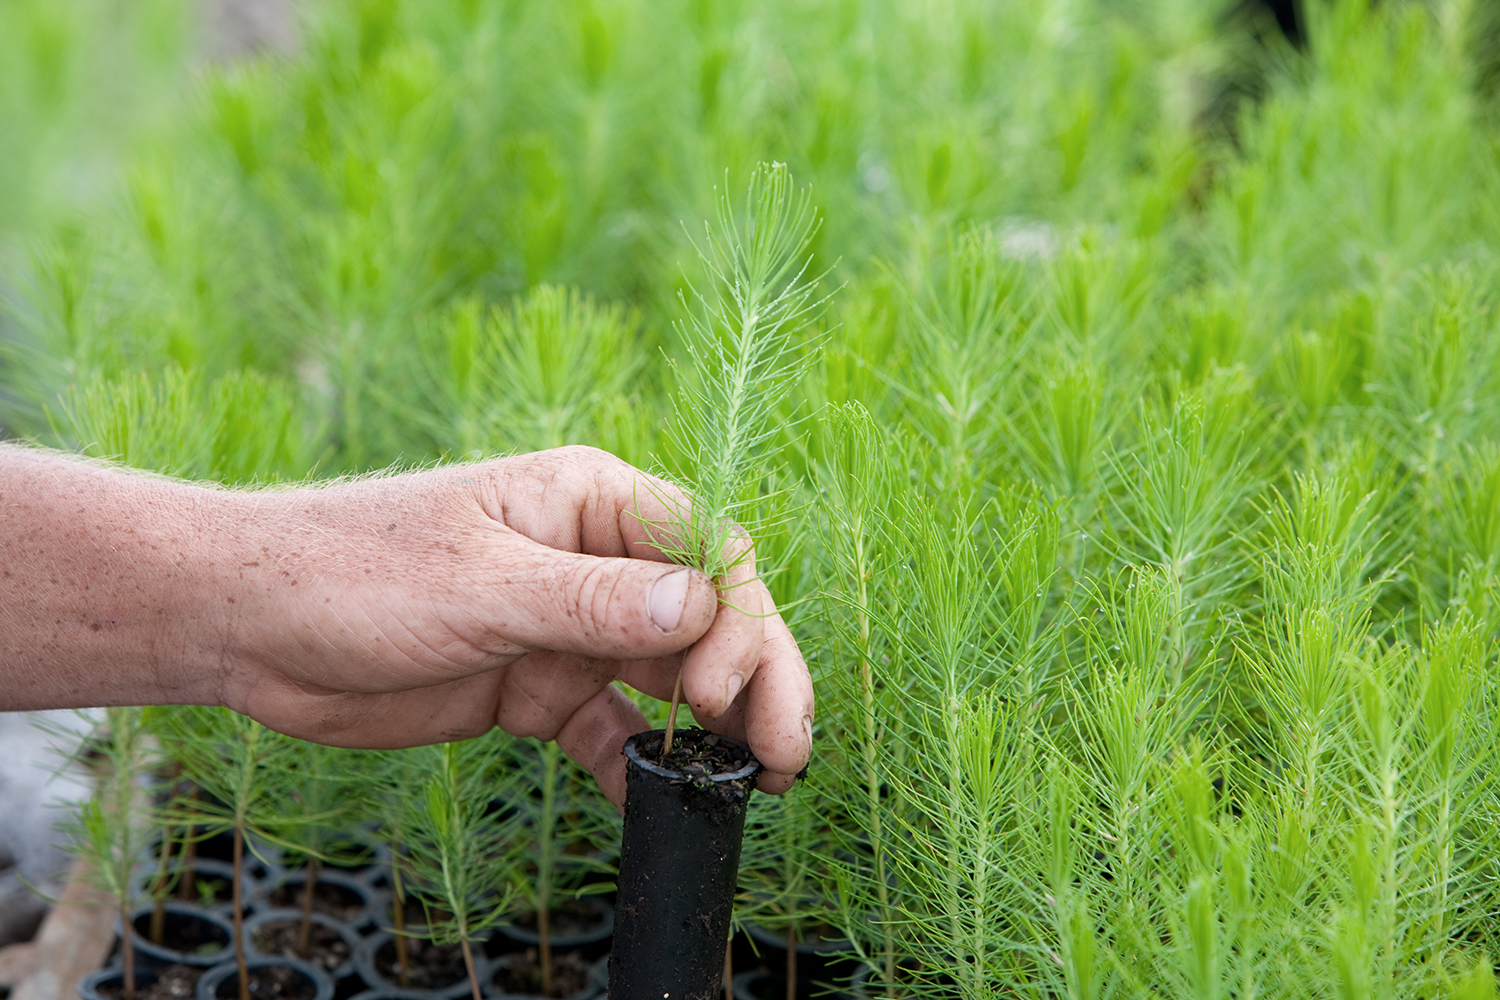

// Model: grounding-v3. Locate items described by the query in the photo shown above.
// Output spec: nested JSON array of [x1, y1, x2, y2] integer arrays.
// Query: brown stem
[[121, 900, 136, 1000], [460, 937, 482, 1000], [177, 785, 199, 903], [298, 857, 318, 958], [786, 925, 797, 1000], [539, 904, 553, 997], [661, 667, 686, 760], [723, 938, 733, 1000], [149, 829, 174, 945], [390, 852, 410, 988], [233, 826, 249, 1000], [149, 899, 166, 947]]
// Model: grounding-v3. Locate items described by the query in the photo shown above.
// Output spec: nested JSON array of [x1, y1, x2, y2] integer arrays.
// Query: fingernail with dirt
[[649, 568, 690, 632]]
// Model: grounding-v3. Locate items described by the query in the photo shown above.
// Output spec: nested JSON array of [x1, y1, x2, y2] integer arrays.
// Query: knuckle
[[565, 559, 616, 642], [558, 444, 616, 467]]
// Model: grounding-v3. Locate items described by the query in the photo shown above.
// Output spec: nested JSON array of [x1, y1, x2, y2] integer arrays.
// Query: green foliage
[[15, 0, 1500, 995], [383, 733, 518, 950], [653, 161, 826, 584]]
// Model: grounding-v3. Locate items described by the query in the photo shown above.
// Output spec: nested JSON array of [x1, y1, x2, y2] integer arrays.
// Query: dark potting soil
[[252, 919, 351, 973], [637, 729, 756, 801], [510, 899, 605, 938], [491, 949, 589, 998], [266, 882, 364, 922], [131, 911, 230, 956], [374, 937, 470, 990], [212, 965, 317, 1000], [393, 896, 430, 929], [97, 965, 201, 1000], [733, 972, 866, 1000], [186, 831, 237, 865]]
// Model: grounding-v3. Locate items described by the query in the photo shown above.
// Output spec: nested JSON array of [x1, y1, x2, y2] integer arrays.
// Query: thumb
[[494, 544, 717, 659]]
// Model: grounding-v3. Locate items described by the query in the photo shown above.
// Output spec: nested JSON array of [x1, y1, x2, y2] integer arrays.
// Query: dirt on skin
[[96, 964, 200, 1000], [490, 949, 590, 999], [374, 937, 470, 991], [252, 919, 351, 973], [265, 881, 365, 922], [211, 965, 317, 1000]]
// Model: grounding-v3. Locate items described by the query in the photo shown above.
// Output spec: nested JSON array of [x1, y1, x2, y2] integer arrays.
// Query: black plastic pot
[[123, 902, 236, 970], [243, 908, 361, 982], [487, 952, 607, 1000], [77, 966, 167, 1000], [194, 956, 335, 1000], [492, 898, 614, 960], [250, 869, 385, 933], [135, 857, 243, 916], [729, 964, 869, 1000], [609, 729, 761, 1000], [354, 930, 488, 1000], [738, 922, 864, 993]]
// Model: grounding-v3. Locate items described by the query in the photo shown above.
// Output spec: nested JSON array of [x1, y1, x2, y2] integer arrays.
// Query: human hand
[[209, 446, 813, 804]]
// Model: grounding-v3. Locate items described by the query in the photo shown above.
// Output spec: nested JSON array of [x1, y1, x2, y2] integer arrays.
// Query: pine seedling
[[883, 689, 1032, 1000], [417, 286, 646, 458], [888, 228, 1032, 496], [369, 748, 423, 987], [395, 734, 520, 1000], [270, 742, 372, 961], [738, 783, 834, 1000], [650, 161, 829, 754], [150, 707, 316, 1000], [1109, 392, 1258, 692], [505, 739, 617, 998], [813, 403, 908, 998], [60, 708, 156, 1000]]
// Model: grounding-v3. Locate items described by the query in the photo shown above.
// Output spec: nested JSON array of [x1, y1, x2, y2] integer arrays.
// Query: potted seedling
[[367, 749, 425, 989], [611, 163, 827, 1000], [360, 733, 518, 1000], [491, 739, 617, 998], [63, 708, 156, 1000], [734, 790, 856, 1000], [246, 741, 374, 979], [151, 706, 334, 1000]]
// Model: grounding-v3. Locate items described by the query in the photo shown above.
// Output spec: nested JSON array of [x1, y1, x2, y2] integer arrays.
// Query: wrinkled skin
[[0, 444, 814, 804]]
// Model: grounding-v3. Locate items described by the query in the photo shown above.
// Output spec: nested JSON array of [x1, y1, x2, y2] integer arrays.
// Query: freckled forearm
[[0, 445, 249, 709]]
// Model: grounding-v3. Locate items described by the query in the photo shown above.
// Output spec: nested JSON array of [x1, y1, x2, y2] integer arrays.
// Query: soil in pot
[[264, 879, 368, 924], [507, 901, 605, 941], [206, 966, 318, 1000], [739, 922, 863, 989], [610, 729, 760, 1000], [370, 935, 471, 992], [730, 969, 862, 1000], [490, 899, 613, 961], [92, 965, 201, 1000], [128, 904, 234, 967], [251, 919, 353, 975], [489, 949, 597, 999]]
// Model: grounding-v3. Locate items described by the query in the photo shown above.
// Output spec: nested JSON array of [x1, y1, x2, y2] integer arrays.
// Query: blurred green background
[[12, 0, 1500, 995]]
